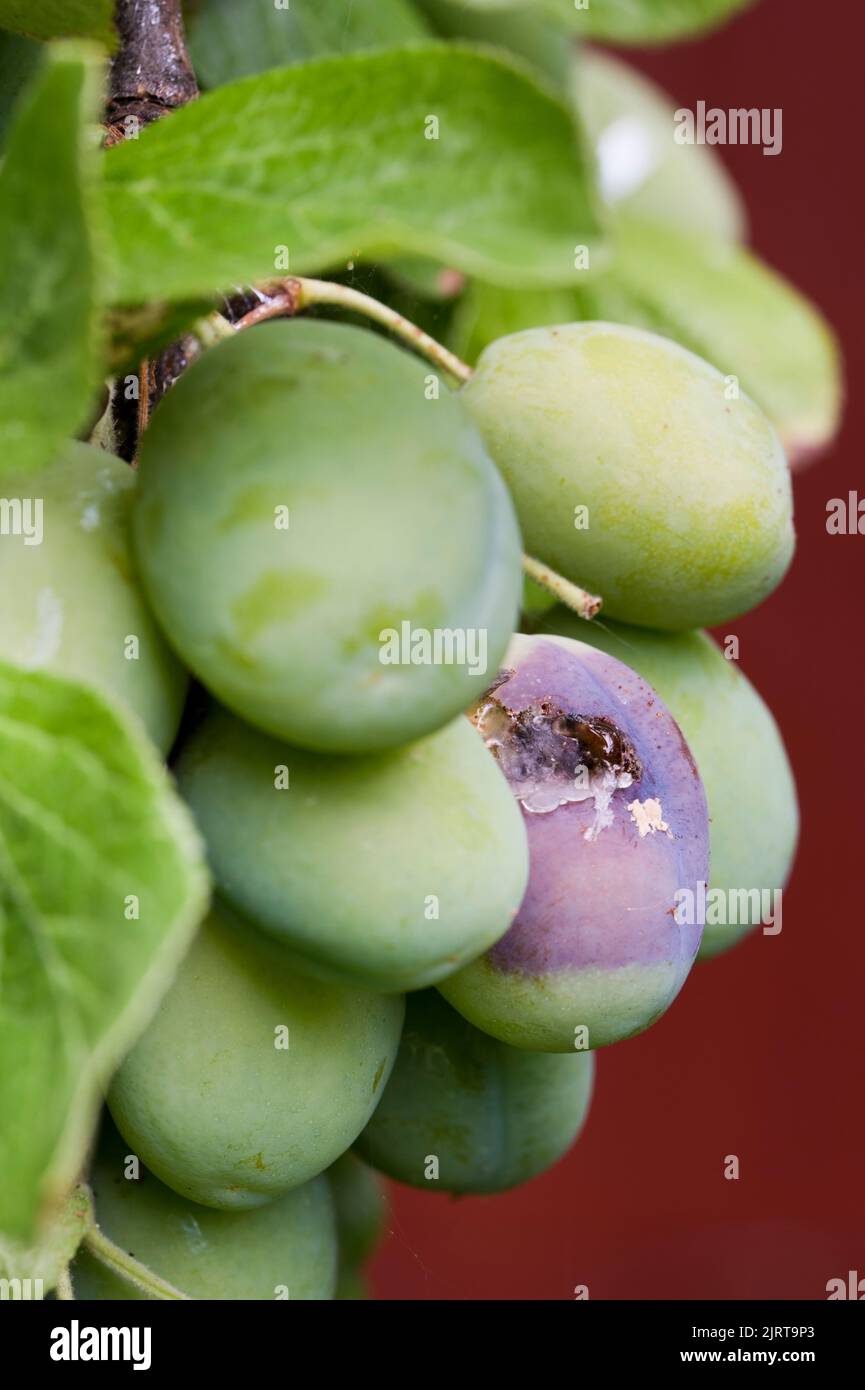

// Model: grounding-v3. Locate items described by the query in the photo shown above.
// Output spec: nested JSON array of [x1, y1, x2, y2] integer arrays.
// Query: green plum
[[329, 1153, 387, 1300], [0, 442, 186, 751], [133, 319, 522, 753], [539, 609, 798, 958], [460, 321, 794, 630], [355, 990, 595, 1193], [108, 903, 405, 1210], [176, 706, 529, 993], [329, 1154, 387, 1267], [72, 1123, 337, 1300], [335, 1267, 370, 1300], [573, 48, 745, 241]]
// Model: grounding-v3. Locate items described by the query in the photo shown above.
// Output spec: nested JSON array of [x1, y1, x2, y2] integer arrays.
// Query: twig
[[105, 0, 200, 459], [106, 0, 199, 137]]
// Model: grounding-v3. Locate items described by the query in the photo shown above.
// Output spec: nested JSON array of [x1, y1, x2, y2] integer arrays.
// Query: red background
[[372, 0, 865, 1300]]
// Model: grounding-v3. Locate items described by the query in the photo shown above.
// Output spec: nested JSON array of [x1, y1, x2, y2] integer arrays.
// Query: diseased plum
[[355, 990, 594, 1192], [539, 609, 798, 958], [438, 633, 709, 1051], [0, 443, 186, 751], [73, 1122, 337, 1300], [175, 706, 528, 994], [460, 321, 794, 630], [108, 903, 405, 1209], [133, 319, 522, 753]]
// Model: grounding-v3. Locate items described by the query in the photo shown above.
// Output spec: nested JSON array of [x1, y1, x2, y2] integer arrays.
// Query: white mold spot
[[628, 797, 673, 839]]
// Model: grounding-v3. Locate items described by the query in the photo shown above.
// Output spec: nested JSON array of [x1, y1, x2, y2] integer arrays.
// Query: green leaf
[[414, 0, 572, 88], [105, 43, 605, 305], [0, 1, 115, 47], [0, 1186, 92, 1294], [189, 0, 428, 88], [0, 42, 107, 478], [451, 218, 842, 461], [572, 48, 745, 242], [0, 664, 209, 1242], [430, 0, 757, 42]]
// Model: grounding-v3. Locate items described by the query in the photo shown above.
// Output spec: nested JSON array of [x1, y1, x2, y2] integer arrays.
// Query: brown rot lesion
[[468, 684, 642, 819]]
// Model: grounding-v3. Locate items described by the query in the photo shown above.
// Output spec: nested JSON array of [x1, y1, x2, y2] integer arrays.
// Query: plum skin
[[73, 1122, 337, 1300], [0, 443, 186, 751], [573, 48, 746, 241], [108, 902, 405, 1210], [438, 632, 709, 1051], [329, 1153, 387, 1299], [460, 321, 794, 631], [355, 989, 594, 1194], [175, 705, 529, 994], [539, 609, 798, 959], [132, 318, 523, 754]]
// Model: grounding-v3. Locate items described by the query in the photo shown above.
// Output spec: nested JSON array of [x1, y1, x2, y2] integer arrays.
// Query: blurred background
[[372, 0, 864, 1300]]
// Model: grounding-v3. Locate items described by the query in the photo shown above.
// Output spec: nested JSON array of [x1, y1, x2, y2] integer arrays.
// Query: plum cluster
[[13, 312, 797, 1299]]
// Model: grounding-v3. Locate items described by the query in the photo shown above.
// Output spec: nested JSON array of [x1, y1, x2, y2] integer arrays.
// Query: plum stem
[[83, 1224, 191, 1300], [199, 284, 605, 621], [222, 276, 474, 383], [523, 554, 602, 621]]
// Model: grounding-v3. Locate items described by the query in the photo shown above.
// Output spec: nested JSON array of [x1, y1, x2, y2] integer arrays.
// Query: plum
[[539, 609, 798, 958], [460, 321, 794, 630], [175, 705, 528, 993], [108, 902, 405, 1209], [329, 1153, 387, 1300], [574, 49, 745, 241], [133, 318, 522, 753], [329, 1153, 386, 1265], [72, 1122, 338, 1300], [355, 989, 594, 1192], [0, 442, 186, 751], [438, 633, 709, 1050]]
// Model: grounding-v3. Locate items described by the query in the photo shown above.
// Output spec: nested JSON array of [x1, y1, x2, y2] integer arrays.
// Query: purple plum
[[438, 633, 709, 1050]]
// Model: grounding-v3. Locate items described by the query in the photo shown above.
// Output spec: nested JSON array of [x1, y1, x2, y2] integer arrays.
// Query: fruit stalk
[[197, 291, 605, 625], [83, 1223, 191, 1300], [229, 277, 474, 384], [522, 554, 602, 621]]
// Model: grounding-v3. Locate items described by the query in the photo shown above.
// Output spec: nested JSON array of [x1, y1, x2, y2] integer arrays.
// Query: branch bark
[[106, 0, 199, 135], [106, 1, 199, 459]]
